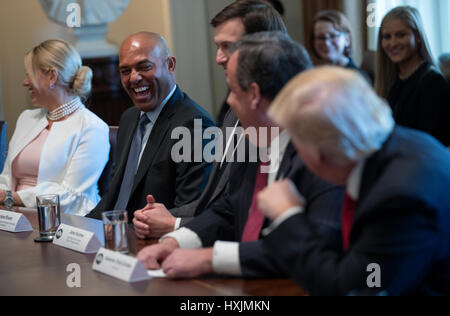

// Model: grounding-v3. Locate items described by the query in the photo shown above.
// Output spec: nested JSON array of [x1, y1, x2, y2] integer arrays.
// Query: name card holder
[[92, 248, 152, 283], [0, 210, 33, 233], [53, 224, 102, 254]]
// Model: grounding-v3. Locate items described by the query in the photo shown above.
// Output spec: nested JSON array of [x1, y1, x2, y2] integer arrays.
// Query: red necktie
[[342, 193, 356, 251], [241, 163, 269, 242]]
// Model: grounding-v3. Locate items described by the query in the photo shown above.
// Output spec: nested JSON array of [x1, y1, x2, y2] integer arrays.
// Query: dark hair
[[211, 0, 287, 35], [230, 32, 313, 101], [310, 10, 353, 59], [265, 0, 285, 16]]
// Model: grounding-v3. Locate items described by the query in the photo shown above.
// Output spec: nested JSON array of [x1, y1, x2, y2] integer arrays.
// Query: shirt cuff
[[160, 227, 202, 249], [174, 218, 182, 230], [212, 241, 242, 276], [262, 206, 304, 236]]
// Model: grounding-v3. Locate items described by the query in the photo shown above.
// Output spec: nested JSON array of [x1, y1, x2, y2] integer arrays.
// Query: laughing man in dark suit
[[87, 32, 214, 222]]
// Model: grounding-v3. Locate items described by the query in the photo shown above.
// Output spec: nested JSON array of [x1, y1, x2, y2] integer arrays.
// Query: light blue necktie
[[114, 114, 150, 210]]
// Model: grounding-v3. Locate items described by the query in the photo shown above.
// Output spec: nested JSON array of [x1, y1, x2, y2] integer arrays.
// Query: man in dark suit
[[137, 33, 344, 278], [87, 32, 214, 222], [133, 0, 289, 238], [260, 66, 450, 296]]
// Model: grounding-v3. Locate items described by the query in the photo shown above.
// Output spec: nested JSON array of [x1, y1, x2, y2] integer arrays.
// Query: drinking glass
[[34, 194, 61, 242], [102, 210, 129, 254]]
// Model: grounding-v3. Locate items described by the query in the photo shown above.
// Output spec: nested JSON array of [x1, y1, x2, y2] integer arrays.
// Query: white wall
[[343, 0, 364, 66], [169, 0, 215, 116], [0, 64, 3, 121]]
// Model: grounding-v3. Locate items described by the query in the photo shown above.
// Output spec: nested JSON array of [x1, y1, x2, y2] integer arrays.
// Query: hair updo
[[24, 39, 93, 100]]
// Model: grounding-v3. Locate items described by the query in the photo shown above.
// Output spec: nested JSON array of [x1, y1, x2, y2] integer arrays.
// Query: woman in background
[[375, 6, 450, 146], [310, 10, 368, 79], [0, 39, 110, 216]]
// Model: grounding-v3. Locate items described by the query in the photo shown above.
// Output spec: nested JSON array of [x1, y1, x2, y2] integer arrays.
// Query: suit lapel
[[130, 88, 182, 193], [276, 142, 297, 180], [10, 113, 48, 161], [114, 109, 140, 185], [207, 110, 240, 203]]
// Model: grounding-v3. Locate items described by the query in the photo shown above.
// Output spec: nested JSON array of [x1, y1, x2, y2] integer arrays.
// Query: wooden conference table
[[0, 208, 307, 296]]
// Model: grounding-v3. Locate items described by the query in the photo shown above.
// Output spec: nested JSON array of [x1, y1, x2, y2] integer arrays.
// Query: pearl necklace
[[47, 98, 82, 121]]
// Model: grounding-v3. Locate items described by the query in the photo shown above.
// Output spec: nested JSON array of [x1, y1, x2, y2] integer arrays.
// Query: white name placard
[[0, 210, 33, 233], [92, 248, 152, 283], [53, 224, 102, 254]]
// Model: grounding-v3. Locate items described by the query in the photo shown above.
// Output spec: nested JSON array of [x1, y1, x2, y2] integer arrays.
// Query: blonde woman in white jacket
[[0, 39, 109, 216]]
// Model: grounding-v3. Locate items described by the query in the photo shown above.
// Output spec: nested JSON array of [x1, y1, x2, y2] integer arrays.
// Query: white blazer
[[0, 106, 110, 216]]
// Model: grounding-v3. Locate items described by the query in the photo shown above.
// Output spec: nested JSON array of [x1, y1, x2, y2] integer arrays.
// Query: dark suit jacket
[[185, 141, 344, 278], [264, 127, 450, 296], [387, 62, 450, 146], [170, 109, 238, 226], [87, 87, 215, 221]]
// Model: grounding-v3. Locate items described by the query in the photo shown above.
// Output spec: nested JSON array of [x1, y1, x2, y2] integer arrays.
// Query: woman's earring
[[50, 84, 54, 89]]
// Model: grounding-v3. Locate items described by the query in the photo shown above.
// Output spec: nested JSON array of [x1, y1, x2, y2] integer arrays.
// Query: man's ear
[[167, 56, 177, 73], [249, 82, 262, 110]]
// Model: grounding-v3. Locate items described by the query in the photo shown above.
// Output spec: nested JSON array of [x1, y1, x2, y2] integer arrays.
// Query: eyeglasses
[[314, 32, 344, 42]]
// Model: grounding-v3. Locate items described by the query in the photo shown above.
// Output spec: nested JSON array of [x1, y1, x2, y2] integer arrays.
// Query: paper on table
[[147, 269, 167, 278]]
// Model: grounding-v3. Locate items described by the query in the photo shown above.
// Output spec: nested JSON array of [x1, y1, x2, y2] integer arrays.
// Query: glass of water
[[35, 194, 61, 242], [102, 210, 129, 254]]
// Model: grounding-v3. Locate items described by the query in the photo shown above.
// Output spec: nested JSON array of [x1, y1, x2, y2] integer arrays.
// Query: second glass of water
[[35, 194, 61, 242], [102, 210, 129, 254]]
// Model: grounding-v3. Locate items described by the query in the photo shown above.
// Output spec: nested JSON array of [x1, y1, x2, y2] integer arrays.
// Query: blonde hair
[[269, 66, 395, 166], [375, 6, 434, 98], [24, 39, 92, 99]]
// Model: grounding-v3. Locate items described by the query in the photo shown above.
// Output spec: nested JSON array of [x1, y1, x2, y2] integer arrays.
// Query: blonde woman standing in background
[[375, 6, 450, 146], [0, 39, 109, 216]]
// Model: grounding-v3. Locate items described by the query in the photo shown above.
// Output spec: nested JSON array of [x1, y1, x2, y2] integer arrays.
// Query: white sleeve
[[17, 122, 110, 216], [212, 241, 242, 276], [161, 227, 203, 249]]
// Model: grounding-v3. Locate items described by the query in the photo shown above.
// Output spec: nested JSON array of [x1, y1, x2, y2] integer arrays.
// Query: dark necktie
[[114, 114, 150, 210], [241, 162, 269, 242], [342, 193, 356, 251]]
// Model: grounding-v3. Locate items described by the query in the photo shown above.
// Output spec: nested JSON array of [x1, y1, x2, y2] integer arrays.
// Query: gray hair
[[230, 32, 313, 101], [269, 66, 395, 166]]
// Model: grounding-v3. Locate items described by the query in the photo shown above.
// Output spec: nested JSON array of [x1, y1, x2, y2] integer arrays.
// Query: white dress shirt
[[138, 85, 177, 165], [162, 129, 291, 276]]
